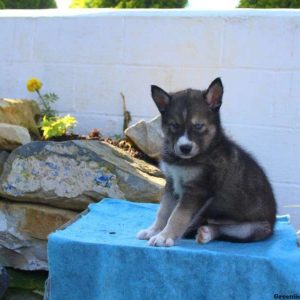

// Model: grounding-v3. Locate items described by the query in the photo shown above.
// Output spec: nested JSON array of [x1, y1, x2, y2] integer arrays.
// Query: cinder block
[[48, 199, 300, 300], [273, 183, 300, 230], [169, 68, 297, 128], [274, 183, 300, 209], [2, 63, 43, 99], [222, 16, 295, 69], [38, 64, 75, 112], [1, 63, 74, 112], [291, 72, 300, 98], [13, 18, 35, 62], [73, 65, 124, 115], [0, 63, 15, 98], [292, 22, 300, 69], [169, 67, 220, 92], [219, 69, 293, 128], [33, 17, 123, 64], [0, 18, 15, 63], [72, 113, 123, 137], [124, 16, 223, 67], [224, 124, 300, 186], [121, 66, 172, 117]]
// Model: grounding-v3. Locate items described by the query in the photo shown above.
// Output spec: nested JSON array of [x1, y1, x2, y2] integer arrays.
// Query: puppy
[[137, 78, 276, 247]]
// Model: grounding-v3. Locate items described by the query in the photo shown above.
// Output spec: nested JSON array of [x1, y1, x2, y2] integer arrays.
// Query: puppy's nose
[[180, 144, 192, 155]]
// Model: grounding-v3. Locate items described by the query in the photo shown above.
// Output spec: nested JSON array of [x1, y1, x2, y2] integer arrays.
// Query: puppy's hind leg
[[196, 221, 273, 244]]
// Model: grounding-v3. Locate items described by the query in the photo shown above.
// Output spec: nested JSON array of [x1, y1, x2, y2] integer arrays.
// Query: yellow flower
[[27, 78, 42, 92]]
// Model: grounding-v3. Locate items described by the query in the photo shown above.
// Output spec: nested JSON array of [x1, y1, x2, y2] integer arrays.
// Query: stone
[[0, 200, 77, 271], [125, 115, 164, 160], [0, 151, 9, 175], [0, 98, 41, 138], [0, 266, 9, 298], [0, 140, 165, 211], [0, 123, 31, 151]]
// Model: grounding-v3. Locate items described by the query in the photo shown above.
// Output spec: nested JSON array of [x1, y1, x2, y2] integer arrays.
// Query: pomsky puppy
[[137, 78, 276, 247]]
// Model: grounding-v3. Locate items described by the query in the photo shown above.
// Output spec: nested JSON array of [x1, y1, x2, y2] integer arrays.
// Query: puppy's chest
[[161, 161, 202, 198]]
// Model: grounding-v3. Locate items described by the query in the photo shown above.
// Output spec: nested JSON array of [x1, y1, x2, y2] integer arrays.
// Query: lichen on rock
[[0, 140, 165, 210]]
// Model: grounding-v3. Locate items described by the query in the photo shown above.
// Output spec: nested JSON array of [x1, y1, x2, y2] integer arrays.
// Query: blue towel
[[48, 199, 300, 300]]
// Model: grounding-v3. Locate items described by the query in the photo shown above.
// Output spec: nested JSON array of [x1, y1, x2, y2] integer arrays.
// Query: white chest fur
[[160, 161, 202, 198]]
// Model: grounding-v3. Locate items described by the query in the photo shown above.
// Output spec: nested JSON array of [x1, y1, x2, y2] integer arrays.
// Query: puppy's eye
[[193, 123, 204, 130], [169, 123, 180, 130]]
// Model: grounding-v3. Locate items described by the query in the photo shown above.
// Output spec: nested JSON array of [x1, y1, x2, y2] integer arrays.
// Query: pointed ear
[[204, 78, 223, 111], [151, 85, 171, 113]]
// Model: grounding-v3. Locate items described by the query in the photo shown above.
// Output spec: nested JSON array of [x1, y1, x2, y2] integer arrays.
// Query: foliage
[[238, 0, 300, 8], [26, 77, 78, 139], [0, 1, 5, 9], [26, 78, 57, 118], [6, 268, 47, 296], [39, 0, 57, 8], [40, 115, 77, 140], [0, 0, 57, 9], [70, 0, 187, 8], [40, 92, 59, 118]]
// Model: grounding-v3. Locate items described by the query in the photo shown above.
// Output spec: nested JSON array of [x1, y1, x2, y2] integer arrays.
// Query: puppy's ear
[[151, 85, 171, 113], [204, 78, 223, 111]]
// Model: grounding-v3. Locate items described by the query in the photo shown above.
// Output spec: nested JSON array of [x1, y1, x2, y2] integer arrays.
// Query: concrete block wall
[[0, 9, 299, 227]]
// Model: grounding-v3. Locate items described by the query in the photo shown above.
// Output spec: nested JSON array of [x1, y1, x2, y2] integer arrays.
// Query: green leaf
[[40, 115, 77, 140]]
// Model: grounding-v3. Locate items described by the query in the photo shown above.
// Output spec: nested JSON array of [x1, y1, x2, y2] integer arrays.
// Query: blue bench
[[48, 199, 300, 300]]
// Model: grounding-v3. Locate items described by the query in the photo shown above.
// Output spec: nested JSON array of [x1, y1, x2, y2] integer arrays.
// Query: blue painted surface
[[48, 199, 300, 300], [94, 172, 113, 188]]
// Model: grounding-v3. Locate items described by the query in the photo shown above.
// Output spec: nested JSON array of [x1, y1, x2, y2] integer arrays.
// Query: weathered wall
[[0, 9, 299, 227]]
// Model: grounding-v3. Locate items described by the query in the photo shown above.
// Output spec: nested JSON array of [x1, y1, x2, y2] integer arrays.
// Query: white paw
[[196, 226, 215, 244], [136, 228, 161, 240], [148, 233, 175, 247]]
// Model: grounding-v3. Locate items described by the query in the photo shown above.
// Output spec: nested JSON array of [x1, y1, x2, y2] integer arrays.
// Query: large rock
[[0, 98, 41, 138], [0, 200, 77, 270], [125, 115, 163, 160], [0, 123, 31, 150], [0, 151, 9, 175], [0, 140, 165, 211]]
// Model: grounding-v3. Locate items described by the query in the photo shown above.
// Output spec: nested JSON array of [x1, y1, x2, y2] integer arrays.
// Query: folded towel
[[48, 199, 300, 300]]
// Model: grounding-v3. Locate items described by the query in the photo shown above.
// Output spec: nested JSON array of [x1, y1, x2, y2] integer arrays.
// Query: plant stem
[[36, 90, 50, 112], [120, 92, 131, 131]]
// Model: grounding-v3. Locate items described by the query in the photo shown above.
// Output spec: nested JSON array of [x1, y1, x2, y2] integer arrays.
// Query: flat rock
[[0, 200, 77, 270], [0, 98, 41, 138], [125, 115, 163, 160], [0, 140, 165, 210], [0, 123, 31, 150]]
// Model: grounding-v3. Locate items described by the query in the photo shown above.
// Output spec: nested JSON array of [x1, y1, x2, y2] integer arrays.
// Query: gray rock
[[0, 98, 41, 138], [0, 200, 77, 271], [0, 151, 9, 176], [125, 116, 163, 160], [0, 123, 31, 151], [0, 140, 165, 210]]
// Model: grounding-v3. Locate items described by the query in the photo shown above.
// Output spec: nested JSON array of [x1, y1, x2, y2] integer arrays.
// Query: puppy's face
[[151, 78, 223, 159]]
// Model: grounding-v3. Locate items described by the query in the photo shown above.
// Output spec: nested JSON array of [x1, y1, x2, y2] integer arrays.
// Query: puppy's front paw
[[148, 233, 175, 247], [136, 228, 161, 240]]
